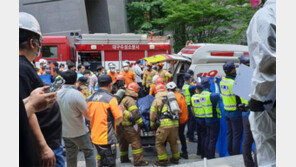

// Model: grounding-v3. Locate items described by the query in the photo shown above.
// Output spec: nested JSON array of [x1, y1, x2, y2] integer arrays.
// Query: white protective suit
[[246, 0, 276, 166]]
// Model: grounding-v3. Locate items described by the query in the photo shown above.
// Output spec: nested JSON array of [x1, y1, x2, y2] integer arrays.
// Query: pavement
[[65, 140, 245, 167]]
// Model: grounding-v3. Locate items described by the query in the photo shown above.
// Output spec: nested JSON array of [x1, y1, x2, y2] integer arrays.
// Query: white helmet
[[19, 12, 43, 41], [166, 82, 177, 90], [109, 63, 116, 68], [152, 75, 160, 84], [39, 59, 47, 64], [122, 62, 129, 67]]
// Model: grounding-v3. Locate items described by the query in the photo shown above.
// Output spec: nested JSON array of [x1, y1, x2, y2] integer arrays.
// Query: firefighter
[[182, 73, 197, 142], [117, 82, 149, 166], [166, 82, 189, 159], [150, 83, 180, 166], [220, 62, 243, 156], [143, 62, 157, 93], [107, 63, 118, 83], [191, 83, 207, 158], [76, 76, 91, 100], [156, 62, 172, 83], [149, 76, 164, 96], [121, 63, 135, 86], [200, 78, 221, 159]]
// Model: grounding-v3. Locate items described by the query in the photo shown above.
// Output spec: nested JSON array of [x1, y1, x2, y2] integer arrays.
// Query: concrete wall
[[107, 0, 129, 33], [20, 0, 89, 37]]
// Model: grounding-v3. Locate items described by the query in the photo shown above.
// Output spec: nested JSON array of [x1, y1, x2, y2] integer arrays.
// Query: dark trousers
[[186, 106, 196, 140], [204, 121, 220, 159], [178, 123, 187, 154], [226, 116, 243, 155], [242, 116, 258, 167], [95, 144, 116, 167], [196, 118, 206, 158]]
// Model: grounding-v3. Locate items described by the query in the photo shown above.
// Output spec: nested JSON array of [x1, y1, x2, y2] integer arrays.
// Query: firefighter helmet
[[116, 74, 125, 81], [127, 82, 140, 93], [155, 77, 164, 85]]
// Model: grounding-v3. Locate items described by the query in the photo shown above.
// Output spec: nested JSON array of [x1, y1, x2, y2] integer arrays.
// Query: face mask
[[32, 40, 41, 57], [250, 0, 261, 8], [146, 67, 150, 70], [110, 69, 115, 73], [123, 67, 129, 71]]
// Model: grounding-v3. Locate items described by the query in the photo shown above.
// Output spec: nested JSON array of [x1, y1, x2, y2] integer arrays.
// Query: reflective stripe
[[150, 106, 157, 113], [221, 80, 234, 84], [132, 148, 143, 155], [221, 93, 236, 97], [128, 105, 138, 111], [136, 117, 143, 124], [224, 105, 237, 108], [193, 106, 203, 109], [160, 118, 174, 127], [161, 106, 168, 113], [123, 110, 131, 119], [120, 151, 128, 156], [172, 152, 180, 158], [147, 76, 153, 79], [96, 155, 101, 160], [121, 121, 132, 126], [158, 154, 168, 160]]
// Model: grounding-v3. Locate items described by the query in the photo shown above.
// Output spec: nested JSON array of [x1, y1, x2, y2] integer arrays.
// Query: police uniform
[[117, 89, 148, 166], [191, 93, 207, 158], [150, 91, 180, 165], [220, 76, 243, 156]]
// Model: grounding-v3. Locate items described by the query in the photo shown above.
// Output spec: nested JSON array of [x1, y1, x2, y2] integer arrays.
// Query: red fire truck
[[37, 34, 171, 71]]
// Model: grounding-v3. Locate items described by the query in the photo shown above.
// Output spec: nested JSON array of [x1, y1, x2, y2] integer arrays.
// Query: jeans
[[242, 116, 258, 167], [204, 121, 220, 159], [226, 116, 243, 155], [52, 145, 65, 167], [186, 106, 196, 140], [63, 133, 96, 167], [196, 118, 206, 158], [178, 123, 187, 154]]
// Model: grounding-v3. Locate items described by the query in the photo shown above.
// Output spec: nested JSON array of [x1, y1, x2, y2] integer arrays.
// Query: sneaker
[[180, 153, 188, 159]]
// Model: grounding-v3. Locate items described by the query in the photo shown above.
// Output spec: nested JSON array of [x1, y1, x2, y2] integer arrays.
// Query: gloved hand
[[238, 103, 248, 112], [249, 98, 273, 112]]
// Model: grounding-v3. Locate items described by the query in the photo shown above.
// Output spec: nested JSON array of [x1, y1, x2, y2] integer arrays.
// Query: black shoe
[[169, 158, 179, 164], [180, 153, 188, 159]]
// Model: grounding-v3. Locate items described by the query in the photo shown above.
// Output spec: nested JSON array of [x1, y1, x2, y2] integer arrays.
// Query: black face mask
[[229, 71, 237, 77]]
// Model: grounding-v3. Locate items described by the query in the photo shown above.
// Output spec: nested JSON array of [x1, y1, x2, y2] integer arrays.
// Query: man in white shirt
[[133, 60, 144, 87], [57, 70, 96, 167]]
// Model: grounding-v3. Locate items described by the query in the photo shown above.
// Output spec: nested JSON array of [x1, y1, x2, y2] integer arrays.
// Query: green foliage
[[126, 0, 256, 52]]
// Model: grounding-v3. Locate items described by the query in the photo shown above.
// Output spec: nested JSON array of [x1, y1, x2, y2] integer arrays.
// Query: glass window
[[42, 46, 58, 58]]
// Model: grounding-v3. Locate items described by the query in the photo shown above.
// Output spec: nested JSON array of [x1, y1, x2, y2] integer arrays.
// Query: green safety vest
[[191, 94, 206, 118], [240, 97, 248, 105], [220, 78, 237, 111], [182, 83, 191, 105], [199, 91, 221, 118]]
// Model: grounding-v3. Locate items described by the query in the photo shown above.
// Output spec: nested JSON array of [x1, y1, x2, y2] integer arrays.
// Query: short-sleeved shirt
[[87, 89, 122, 145], [57, 85, 89, 138], [19, 55, 62, 149]]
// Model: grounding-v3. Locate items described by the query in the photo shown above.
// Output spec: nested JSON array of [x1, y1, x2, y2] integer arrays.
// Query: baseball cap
[[98, 75, 112, 85]]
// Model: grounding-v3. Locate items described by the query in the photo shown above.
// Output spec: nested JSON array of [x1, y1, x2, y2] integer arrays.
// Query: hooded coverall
[[150, 91, 180, 164], [117, 89, 146, 166], [247, 0, 276, 166]]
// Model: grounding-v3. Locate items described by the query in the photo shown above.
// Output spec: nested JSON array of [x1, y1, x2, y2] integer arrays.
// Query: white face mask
[[110, 68, 115, 72], [123, 67, 129, 71]]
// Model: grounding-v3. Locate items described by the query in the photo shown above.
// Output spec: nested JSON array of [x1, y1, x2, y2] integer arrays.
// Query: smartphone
[[45, 77, 65, 93]]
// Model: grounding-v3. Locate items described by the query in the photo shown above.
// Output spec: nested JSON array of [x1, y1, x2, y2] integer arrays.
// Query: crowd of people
[[20, 0, 276, 166]]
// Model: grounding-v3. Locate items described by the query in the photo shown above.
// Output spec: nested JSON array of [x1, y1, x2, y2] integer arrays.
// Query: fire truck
[[75, 33, 171, 71], [36, 34, 171, 71]]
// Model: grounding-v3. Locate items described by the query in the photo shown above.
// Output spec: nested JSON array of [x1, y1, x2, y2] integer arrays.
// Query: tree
[[127, 0, 256, 52]]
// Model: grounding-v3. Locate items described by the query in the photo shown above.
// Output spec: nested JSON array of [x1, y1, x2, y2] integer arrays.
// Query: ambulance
[[144, 43, 249, 83]]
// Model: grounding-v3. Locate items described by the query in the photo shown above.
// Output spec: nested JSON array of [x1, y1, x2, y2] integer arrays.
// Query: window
[[42, 46, 58, 58]]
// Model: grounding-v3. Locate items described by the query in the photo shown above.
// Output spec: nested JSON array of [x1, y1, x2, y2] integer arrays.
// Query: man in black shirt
[[19, 12, 63, 167]]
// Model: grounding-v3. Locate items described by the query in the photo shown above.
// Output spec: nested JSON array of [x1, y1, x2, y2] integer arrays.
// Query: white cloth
[[133, 64, 143, 83], [246, 0, 276, 166], [57, 85, 89, 138]]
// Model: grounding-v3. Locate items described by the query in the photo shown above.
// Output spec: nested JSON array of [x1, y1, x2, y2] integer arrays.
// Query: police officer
[[238, 55, 258, 167], [156, 62, 172, 83], [117, 82, 149, 166], [150, 84, 180, 165], [182, 73, 197, 142], [143, 62, 157, 93], [200, 78, 221, 159], [220, 62, 243, 156], [166, 82, 189, 159], [191, 83, 206, 158]]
